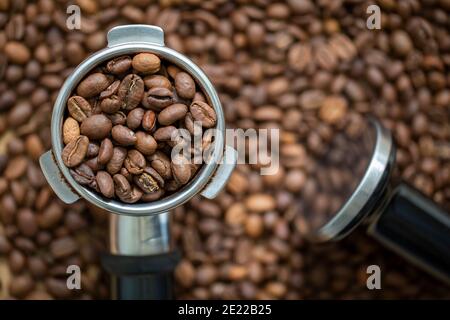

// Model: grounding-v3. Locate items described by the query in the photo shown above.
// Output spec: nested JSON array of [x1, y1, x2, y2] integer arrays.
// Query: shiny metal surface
[[310, 119, 395, 242], [109, 212, 170, 255], [40, 25, 232, 216]]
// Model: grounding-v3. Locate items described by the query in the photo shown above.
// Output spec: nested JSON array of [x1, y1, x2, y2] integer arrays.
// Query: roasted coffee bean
[[9, 274, 35, 298], [50, 236, 78, 259], [124, 149, 146, 175], [106, 147, 127, 175], [171, 154, 191, 185], [146, 87, 174, 110], [153, 126, 178, 142], [118, 74, 144, 111], [80, 114, 112, 140], [98, 138, 113, 165], [96, 171, 114, 198], [106, 111, 127, 125], [70, 163, 96, 187], [190, 101, 217, 128], [148, 151, 172, 179], [134, 167, 164, 193], [106, 56, 132, 74], [87, 142, 100, 158], [126, 107, 145, 130], [113, 174, 142, 203], [132, 53, 161, 74], [111, 124, 137, 146], [99, 80, 120, 99], [144, 75, 172, 90], [62, 135, 89, 168], [100, 95, 121, 114], [63, 117, 80, 144], [76, 73, 111, 98], [175, 72, 196, 99], [142, 110, 157, 132], [135, 131, 157, 156], [158, 103, 188, 125], [67, 96, 92, 122]]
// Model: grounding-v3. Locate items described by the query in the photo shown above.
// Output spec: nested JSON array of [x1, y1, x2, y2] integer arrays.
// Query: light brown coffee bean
[[175, 72, 196, 99], [190, 101, 217, 128], [76, 73, 111, 98], [96, 171, 114, 198], [112, 124, 137, 146], [80, 114, 112, 140], [132, 53, 161, 74], [62, 135, 89, 168], [158, 103, 188, 125], [63, 117, 80, 144], [153, 126, 178, 141], [67, 96, 92, 122]]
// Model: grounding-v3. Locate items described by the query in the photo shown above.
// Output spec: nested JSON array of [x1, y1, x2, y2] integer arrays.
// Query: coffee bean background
[[0, 0, 449, 299]]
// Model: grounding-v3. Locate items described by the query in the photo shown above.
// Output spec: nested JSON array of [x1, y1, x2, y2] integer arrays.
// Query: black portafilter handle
[[101, 250, 181, 300], [367, 182, 450, 284]]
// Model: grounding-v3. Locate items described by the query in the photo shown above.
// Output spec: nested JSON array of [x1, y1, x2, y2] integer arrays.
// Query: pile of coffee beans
[[61, 53, 217, 203], [0, 0, 449, 300]]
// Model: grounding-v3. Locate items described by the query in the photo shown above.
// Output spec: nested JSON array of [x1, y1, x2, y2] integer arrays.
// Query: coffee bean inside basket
[[62, 53, 217, 203]]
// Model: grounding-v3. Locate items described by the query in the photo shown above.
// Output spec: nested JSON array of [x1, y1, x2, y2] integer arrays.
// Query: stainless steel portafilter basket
[[39, 25, 237, 299]]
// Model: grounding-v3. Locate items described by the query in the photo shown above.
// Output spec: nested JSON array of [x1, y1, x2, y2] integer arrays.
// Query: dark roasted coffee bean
[[141, 189, 165, 202], [124, 149, 146, 175], [96, 171, 114, 198], [127, 107, 145, 130], [175, 72, 196, 99], [118, 74, 144, 111], [106, 147, 127, 175], [142, 110, 157, 131], [106, 56, 132, 74], [80, 114, 112, 140], [190, 101, 217, 128], [98, 138, 114, 165], [135, 131, 157, 156], [146, 87, 174, 110], [158, 103, 188, 125], [67, 96, 92, 122], [134, 167, 164, 194], [9, 274, 35, 298], [111, 124, 137, 146], [62, 135, 89, 168], [76, 73, 111, 98]]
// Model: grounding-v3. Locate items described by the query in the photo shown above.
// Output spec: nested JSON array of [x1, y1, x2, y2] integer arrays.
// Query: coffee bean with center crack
[[62, 135, 89, 168]]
